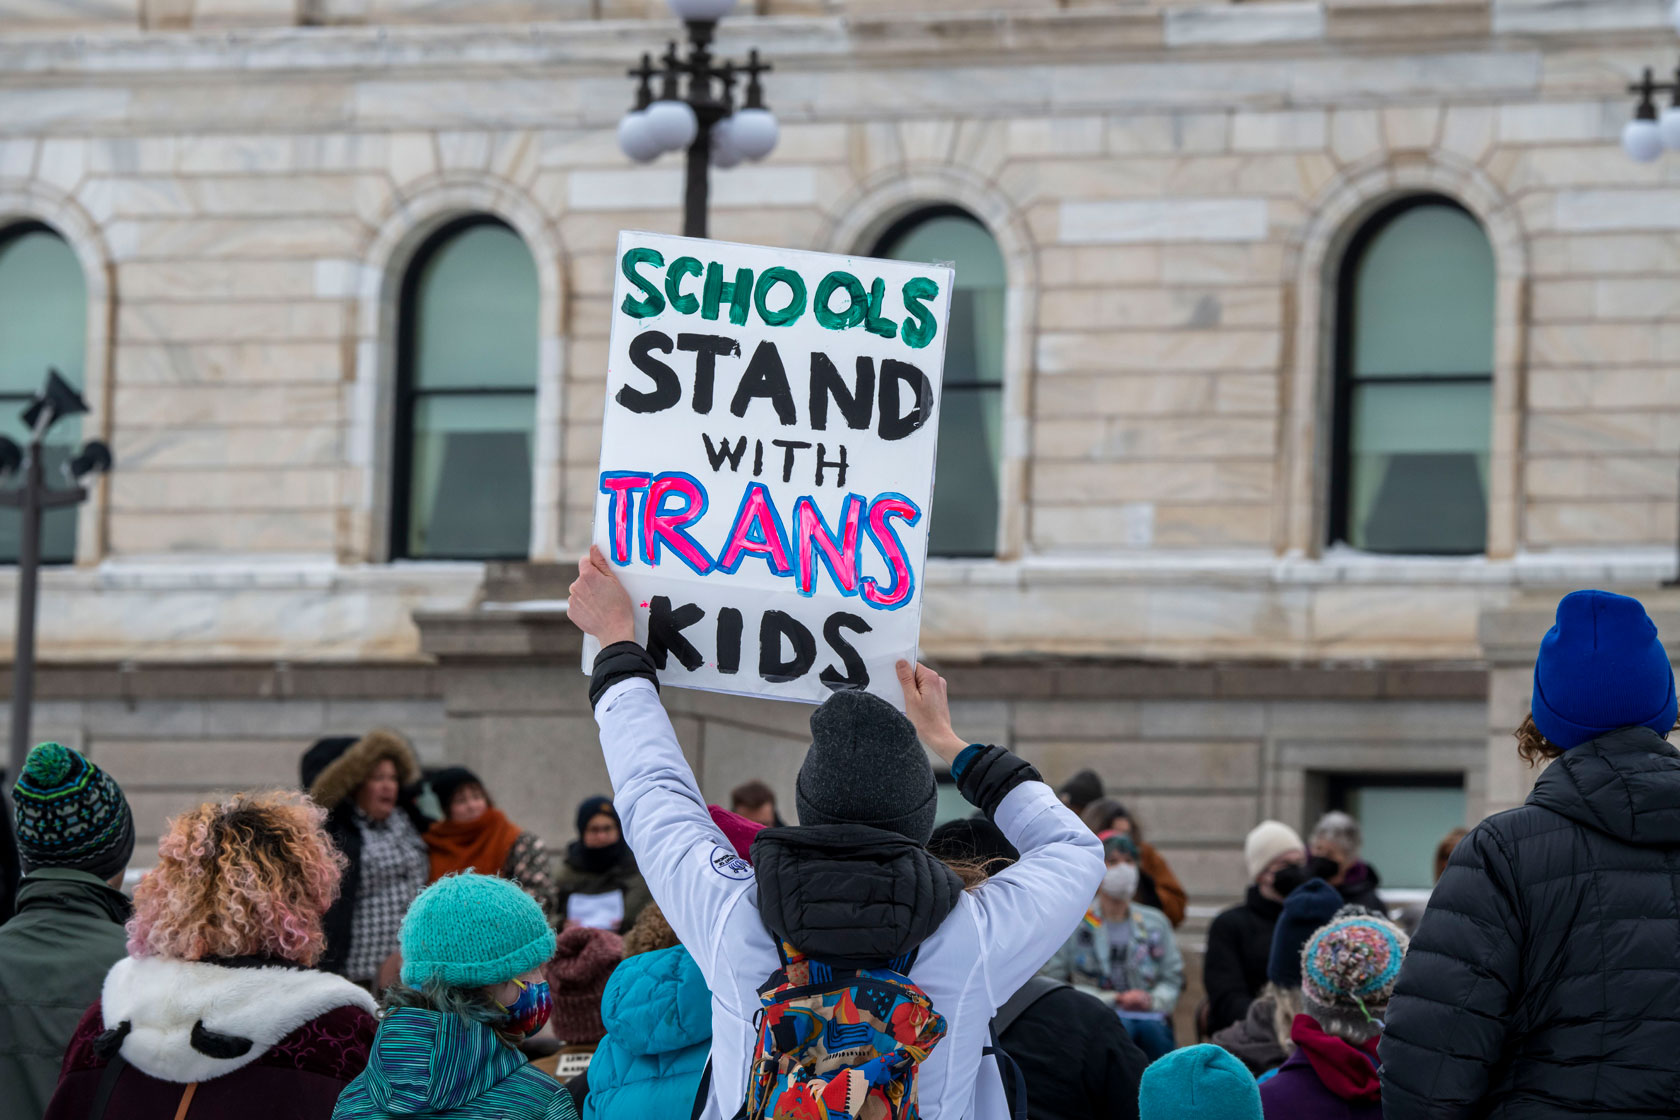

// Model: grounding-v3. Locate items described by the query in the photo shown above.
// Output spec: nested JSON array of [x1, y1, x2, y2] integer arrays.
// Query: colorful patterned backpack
[[734, 942, 947, 1120]]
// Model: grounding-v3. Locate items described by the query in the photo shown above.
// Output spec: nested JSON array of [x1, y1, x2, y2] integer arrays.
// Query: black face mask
[[1271, 863, 1312, 899], [1306, 855, 1342, 882]]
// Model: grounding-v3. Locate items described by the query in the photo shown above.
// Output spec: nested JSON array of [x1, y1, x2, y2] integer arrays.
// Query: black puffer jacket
[[1203, 886, 1282, 1035], [1381, 726, 1680, 1120]]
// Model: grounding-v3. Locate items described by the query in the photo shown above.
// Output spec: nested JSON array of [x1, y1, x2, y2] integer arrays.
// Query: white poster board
[[585, 231, 952, 706]]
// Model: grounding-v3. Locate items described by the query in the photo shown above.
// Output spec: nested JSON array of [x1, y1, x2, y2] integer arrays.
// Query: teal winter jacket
[[333, 1007, 577, 1120], [586, 945, 712, 1120]]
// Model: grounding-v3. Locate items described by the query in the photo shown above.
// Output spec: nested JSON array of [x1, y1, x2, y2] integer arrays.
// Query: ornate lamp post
[[1627, 8, 1680, 586], [1623, 66, 1680, 163], [1621, 5, 1680, 162], [2, 369, 112, 780], [0, 369, 110, 920], [618, 0, 779, 238]]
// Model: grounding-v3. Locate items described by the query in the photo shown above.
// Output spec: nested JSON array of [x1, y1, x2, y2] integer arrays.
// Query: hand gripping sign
[[585, 231, 952, 706]]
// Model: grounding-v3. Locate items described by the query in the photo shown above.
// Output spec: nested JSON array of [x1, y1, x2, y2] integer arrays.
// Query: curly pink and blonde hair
[[127, 789, 345, 966]]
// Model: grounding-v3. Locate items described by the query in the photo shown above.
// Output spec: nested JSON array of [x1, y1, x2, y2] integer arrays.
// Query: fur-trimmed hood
[[99, 955, 377, 1084], [303, 730, 420, 812]]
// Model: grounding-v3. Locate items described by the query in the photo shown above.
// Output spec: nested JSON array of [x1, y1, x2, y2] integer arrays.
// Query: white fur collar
[[101, 956, 376, 1084]]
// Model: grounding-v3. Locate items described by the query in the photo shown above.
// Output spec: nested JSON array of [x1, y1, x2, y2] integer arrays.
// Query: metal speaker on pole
[[69, 440, 112, 479], [20, 368, 89, 434]]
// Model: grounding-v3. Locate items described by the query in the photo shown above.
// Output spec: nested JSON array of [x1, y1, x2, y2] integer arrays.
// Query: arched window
[[392, 216, 538, 560], [873, 207, 1006, 558], [0, 223, 86, 565], [1329, 197, 1494, 555]]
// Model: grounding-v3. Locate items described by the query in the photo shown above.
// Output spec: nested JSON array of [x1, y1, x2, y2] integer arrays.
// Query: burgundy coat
[[1258, 1016, 1384, 1120], [44, 956, 376, 1120]]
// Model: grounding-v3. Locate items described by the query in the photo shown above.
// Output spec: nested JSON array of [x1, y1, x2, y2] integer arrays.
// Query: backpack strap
[[776, 942, 919, 978], [87, 1054, 127, 1120], [983, 1028, 1031, 1120], [991, 975, 1066, 1037], [692, 1057, 712, 1120]]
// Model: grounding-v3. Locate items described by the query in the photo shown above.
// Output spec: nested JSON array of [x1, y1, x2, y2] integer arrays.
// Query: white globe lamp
[[646, 99, 699, 152], [1624, 116, 1664, 163], [667, 0, 736, 21], [711, 119, 743, 169], [729, 107, 779, 161], [1661, 104, 1680, 151], [618, 112, 663, 163]]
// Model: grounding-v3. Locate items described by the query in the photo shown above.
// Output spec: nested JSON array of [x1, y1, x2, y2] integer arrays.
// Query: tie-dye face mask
[[496, 978, 552, 1040]]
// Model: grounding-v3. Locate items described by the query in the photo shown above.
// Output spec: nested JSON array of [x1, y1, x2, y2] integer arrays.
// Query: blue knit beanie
[[1139, 1044, 1261, 1120], [400, 873, 556, 990], [1267, 878, 1343, 987], [1533, 590, 1677, 750]]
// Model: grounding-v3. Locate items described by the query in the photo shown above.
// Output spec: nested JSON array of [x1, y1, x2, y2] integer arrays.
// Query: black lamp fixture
[[617, 0, 778, 239]]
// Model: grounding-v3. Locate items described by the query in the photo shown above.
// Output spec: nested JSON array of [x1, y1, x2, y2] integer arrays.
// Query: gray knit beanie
[[795, 690, 937, 844]]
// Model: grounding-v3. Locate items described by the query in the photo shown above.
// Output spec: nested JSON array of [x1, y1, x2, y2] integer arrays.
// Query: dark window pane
[[874, 209, 1006, 557], [406, 396, 533, 559], [1353, 205, 1494, 379], [1344, 782, 1465, 890], [413, 223, 540, 391], [0, 226, 87, 565], [1334, 200, 1494, 555], [1347, 380, 1489, 554], [395, 218, 538, 560], [928, 388, 1002, 557]]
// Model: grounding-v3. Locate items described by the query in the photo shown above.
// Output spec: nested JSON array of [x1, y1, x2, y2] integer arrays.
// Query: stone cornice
[[0, 1, 1665, 79]]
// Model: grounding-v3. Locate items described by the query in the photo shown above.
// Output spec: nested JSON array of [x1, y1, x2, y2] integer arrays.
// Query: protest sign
[[586, 231, 952, 706]]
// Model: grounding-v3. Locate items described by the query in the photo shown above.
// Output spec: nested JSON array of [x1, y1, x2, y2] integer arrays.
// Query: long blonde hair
[[1267, 983, 1304, 1056]]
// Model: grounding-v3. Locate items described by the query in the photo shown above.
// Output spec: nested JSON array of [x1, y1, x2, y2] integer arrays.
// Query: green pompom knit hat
[[12, 742, 135, 882], [400, 873, 556, 990]]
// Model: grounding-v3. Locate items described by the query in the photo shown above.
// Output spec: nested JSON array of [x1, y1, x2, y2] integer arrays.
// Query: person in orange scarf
[[423, 767, 557, 921]]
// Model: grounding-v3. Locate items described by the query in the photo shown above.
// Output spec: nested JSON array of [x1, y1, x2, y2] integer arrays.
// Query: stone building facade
[[0, 0, 1676, 916]]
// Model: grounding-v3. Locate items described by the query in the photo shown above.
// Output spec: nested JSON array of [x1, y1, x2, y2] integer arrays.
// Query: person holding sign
[[588, 232, 953, 707], [568, 545, 1103, 1120]]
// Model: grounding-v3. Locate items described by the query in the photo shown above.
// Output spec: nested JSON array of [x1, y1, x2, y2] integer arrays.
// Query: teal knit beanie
[[1139, 1044, 1262, 1120], [399, 873, 556, 990]]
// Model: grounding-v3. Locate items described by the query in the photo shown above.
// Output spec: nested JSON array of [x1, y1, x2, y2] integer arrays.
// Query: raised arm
[[893, 662, 1106, 1006], [569, 548, 752, 1001]]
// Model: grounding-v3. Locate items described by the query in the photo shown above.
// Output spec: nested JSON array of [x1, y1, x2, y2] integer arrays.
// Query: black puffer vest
[[750, 824, 962, 969]]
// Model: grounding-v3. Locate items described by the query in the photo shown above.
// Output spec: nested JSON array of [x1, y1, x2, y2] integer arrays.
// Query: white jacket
[[595, 677, 1105, 1120]]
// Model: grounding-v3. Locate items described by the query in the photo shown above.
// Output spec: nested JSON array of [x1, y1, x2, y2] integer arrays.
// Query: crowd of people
[[2, 578, 1679, 1119]]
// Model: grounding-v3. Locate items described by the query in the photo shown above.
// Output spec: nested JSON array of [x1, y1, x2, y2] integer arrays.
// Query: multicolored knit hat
[[1300, 907, 1409, 1024], [12, 742, 135, 882]]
